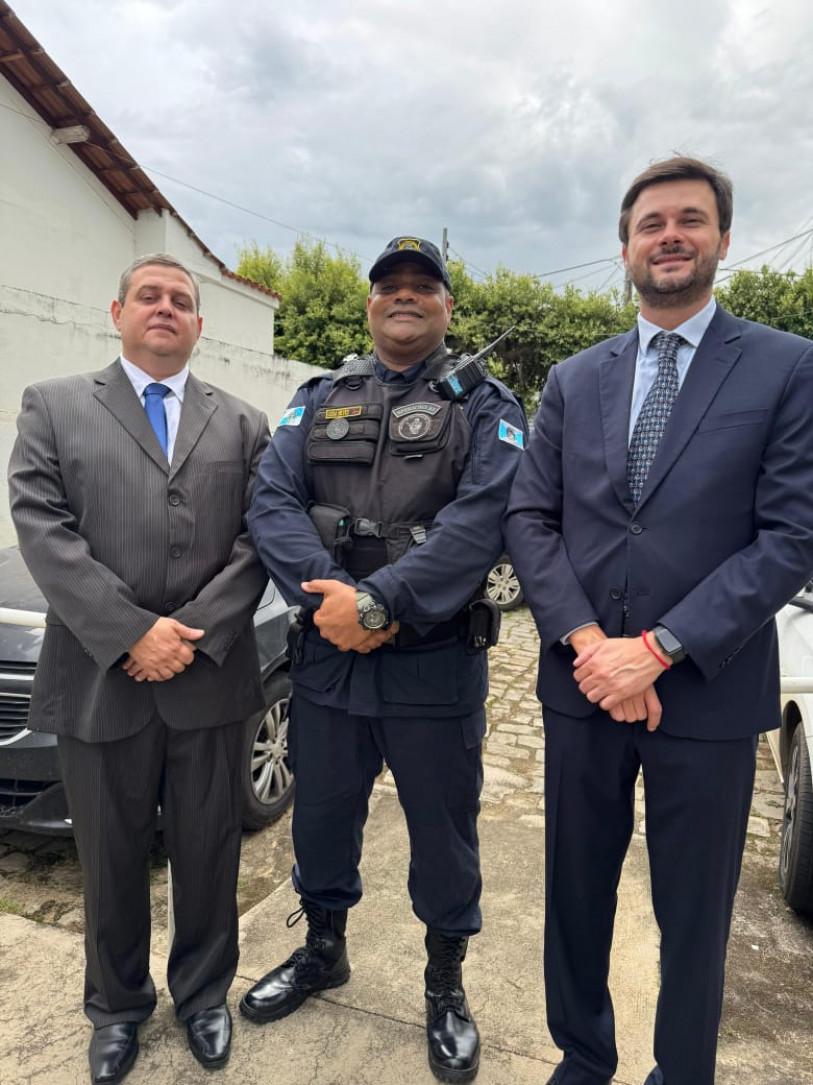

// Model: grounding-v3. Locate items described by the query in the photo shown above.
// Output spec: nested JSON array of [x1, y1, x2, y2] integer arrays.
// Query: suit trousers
[[288, 695, 485, 935], [58, 713, 244, 1025], [542, 707, 756, 1085]]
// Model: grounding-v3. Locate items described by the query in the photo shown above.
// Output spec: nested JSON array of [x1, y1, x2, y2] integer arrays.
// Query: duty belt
[[388, 612, 468, 649], [352, 518, 428, 545]]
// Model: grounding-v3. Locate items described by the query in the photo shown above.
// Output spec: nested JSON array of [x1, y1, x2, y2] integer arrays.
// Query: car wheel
[[486, 558, 524, 612], [778, 723, 813, 913], [241, 670, 294, 832]]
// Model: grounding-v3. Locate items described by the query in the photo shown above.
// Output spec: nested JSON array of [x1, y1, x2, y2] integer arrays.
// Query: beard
[[631, 244, 722, 310]]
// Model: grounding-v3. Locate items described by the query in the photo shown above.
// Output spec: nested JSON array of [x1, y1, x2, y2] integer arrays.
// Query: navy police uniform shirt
[[248, 354, 527, 718]]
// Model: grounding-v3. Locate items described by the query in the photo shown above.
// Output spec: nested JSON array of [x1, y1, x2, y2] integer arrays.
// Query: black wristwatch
[[356, 591, 391, 631], [652, 624, 687, 664]]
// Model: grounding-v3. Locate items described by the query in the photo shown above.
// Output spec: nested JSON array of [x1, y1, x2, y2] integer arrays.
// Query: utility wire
[[725, 228, 813, 269], [0, 99, 373, 264], [537, 256, 617, 278], [4, 97, 812, 283], [446, 244, 489, 281], [144, 165, 375, 264]]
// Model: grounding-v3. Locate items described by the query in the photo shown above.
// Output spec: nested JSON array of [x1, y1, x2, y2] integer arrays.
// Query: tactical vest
[[306, 348, 471, 579]]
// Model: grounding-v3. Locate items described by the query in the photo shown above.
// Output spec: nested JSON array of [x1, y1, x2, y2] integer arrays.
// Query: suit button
[[166, 601, 176, 612], [168, 494, 181, 506], [610, 588, 623, 600], [629, 522, 643, 535], [170, 546, 182, 558]]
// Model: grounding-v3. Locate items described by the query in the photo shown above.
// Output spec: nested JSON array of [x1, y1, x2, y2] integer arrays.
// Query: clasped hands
[[122, 616, 204, 682], [569, 625, 666, 731], [303, 579, 399, 653]]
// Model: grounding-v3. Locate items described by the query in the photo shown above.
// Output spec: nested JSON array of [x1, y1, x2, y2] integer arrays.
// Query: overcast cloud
[[9, 0, 813, 290]]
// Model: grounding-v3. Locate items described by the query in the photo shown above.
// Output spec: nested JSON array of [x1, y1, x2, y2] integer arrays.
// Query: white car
[[770, 579, 813, 914]]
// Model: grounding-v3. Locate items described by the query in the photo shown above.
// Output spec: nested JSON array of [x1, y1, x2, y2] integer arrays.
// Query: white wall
[[0, 75, 320, 547]]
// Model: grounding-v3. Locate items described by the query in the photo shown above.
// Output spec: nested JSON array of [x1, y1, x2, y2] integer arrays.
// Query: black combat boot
[[239, 900, 350, 1023], [424, 929, 480, 1083]]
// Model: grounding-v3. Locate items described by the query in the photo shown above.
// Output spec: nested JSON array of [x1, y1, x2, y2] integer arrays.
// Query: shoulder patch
[[278, 405, 305, 427], [498, 419, 525, 449]]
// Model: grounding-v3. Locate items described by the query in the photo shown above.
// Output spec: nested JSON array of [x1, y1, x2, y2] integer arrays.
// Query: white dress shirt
[[120, 356, 189, 462]]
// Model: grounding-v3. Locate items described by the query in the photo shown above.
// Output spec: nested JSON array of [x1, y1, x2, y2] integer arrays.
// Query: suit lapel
[[600, 329, 638, 512], [169, 374, 217, 480], [639, 307, 742, 505], [92, 360, 169, 473]]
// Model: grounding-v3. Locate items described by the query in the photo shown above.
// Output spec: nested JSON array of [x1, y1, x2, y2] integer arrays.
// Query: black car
[[0, 546, 295, 835]]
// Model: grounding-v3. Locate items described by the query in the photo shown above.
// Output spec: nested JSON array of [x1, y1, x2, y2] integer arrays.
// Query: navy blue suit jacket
[[505, 305, 813, 740]]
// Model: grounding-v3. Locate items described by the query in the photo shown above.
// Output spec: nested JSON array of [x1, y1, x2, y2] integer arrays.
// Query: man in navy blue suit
[[504, 157, 813, 1085]]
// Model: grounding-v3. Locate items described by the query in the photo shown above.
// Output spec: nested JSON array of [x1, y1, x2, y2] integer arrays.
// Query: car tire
[[486, 558, 524, 612], [241, 670, 294, 832], [778, 723, 813, 914]]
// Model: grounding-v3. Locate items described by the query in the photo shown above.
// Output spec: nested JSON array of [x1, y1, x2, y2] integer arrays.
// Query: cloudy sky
[[10, 0, 813, 291]]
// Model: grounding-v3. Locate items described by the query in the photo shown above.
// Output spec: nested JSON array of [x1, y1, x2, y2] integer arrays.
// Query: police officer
[[244, 237, 526, 1083]]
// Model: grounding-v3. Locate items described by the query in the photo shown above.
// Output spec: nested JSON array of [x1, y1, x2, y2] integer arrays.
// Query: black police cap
[[368, 237, 451, 291]]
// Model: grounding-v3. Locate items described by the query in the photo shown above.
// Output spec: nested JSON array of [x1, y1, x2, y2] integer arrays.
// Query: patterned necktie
[[143, 382, 170, 456], [627, 332, 683, 504]]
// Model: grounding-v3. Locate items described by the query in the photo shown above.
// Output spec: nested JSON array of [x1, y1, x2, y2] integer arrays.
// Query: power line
[[0, 98, 374, 265], [143, 164, 376, 264], [446, 243, 489, 280], [538, 256, 617, 278], [6, 97, 813, 283], [725, 228, 813, 270]]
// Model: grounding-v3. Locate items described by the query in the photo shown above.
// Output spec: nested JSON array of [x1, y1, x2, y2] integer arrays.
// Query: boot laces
[[427, 935, 468, 1018], [281, 907, 332, 979], [285, 906, 305, 930]]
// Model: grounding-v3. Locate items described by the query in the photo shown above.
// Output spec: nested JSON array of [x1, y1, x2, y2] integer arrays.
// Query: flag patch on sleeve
[[498, 419, 525, 449], [278, 406, 305, 427]]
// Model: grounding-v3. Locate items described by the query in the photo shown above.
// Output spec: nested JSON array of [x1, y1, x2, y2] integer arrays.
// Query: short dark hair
[[118, 253, 200, 311], [618, 156, 733, 244]]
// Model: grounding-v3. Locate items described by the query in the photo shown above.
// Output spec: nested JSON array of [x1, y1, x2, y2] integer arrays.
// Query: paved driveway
[[1, 605, 811, 1083]]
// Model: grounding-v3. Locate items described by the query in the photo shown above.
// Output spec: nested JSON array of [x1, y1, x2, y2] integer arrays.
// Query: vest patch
[[498, 419, 525, 449], [391, 402, 442, 417], [324, 406, 363, 419], [279, 405, 305, 427], [396, 412, 433, 441], [326, 418, 351, 439]]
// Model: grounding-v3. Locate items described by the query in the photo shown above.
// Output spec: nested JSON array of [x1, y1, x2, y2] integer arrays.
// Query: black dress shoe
[[88, 1022, 139, 1085], [186, 1004, 232, 1069]]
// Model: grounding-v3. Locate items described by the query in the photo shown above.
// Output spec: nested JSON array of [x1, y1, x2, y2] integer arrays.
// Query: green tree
[[237, 239, 371, 367], [236, 241, 284, 292], [716, 266, 813, 340], [447, 261, 636, 409]]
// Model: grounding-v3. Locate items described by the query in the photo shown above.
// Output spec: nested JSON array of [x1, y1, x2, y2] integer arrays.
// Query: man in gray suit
[[8, 254, 270, 1083]]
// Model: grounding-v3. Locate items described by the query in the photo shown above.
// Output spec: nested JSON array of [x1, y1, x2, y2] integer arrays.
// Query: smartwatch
[[652, 624, 687, 664], [356, 591, 391, 631]]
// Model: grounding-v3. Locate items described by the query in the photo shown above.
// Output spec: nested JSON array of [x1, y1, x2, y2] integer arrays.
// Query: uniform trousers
[[542, 707, 756, 1085], [58, 713, 244, 1025], [288, 695, 485, 935]]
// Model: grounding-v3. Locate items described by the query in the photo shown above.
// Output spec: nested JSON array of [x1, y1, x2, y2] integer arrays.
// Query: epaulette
[[333, 354, 376, 381]]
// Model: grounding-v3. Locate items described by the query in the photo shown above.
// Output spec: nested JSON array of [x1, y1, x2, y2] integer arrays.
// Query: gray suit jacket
[[8, 359, 270, 742]]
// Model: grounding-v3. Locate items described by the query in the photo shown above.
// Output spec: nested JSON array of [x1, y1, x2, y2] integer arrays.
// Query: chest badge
[[391, 401, 439, 441], [326, 417, 351, 439]]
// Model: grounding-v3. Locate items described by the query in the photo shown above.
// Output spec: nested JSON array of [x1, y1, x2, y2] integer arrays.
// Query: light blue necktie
[[143, 383, 170, 456], [627, 332, 684, 505]]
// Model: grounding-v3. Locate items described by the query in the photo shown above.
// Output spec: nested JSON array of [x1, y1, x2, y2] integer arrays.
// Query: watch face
[[654, 627, 685, 662], [362, 605, 388, 630]]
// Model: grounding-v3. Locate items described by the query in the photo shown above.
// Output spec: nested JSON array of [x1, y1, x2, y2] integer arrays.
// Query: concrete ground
[[1, 606, 812, 1084]]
